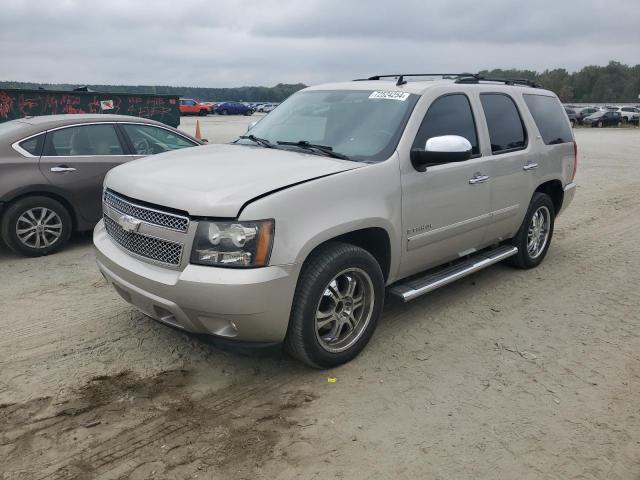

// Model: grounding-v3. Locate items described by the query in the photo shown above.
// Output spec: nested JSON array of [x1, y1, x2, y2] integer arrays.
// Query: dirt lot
[[1, 127, 639, 479]]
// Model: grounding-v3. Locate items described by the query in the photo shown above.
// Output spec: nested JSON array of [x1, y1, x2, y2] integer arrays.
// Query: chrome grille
[[104, 215, 183, 266], [103, 190, 189, 232]]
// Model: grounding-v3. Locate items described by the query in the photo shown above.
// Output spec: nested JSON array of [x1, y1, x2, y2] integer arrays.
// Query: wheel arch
[[534, 179, 564, 215], [298, 226, 393, 283], [1, 186, 80, 231]]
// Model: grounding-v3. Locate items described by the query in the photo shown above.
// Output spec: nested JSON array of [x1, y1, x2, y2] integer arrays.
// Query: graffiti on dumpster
[[0, 90, 180, 127]]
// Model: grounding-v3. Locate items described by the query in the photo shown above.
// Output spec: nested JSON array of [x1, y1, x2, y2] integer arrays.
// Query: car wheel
[[598, 121, 604, 128], [221, 109, 228, 115], [285, 242, 384, 368], [1, 196, 72, 257], [199, 109, 208, 116], [617, 121, 622, 127], [570, 119, 575, 128], [508, 192, 555, 269]]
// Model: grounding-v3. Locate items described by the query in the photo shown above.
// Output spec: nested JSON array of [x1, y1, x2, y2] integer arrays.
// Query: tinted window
[[412, 94, 479, 155], [480, 94, 526, 153], [47, 124, 123, 156], [122, 124, 196, 154], [524, 94, 573, 145], [19, 134, 45, 156]]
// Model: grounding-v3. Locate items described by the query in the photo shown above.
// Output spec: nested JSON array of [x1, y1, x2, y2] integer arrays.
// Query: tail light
[[571, 141, 578, 182]]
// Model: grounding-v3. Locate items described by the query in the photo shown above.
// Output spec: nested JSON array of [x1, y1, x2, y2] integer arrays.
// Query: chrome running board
[[389, 245, 518, 302]]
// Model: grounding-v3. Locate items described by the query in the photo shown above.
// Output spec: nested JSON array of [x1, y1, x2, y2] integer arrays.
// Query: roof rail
[[455, 74, 542, 88], [353, 73, 542, 88], [353, 73, 475, 86]]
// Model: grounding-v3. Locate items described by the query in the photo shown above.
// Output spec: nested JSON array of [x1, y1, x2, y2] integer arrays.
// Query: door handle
[[50, 166, 77, 173], [469, 174, 489, 184], [523, 162, 539, 171]]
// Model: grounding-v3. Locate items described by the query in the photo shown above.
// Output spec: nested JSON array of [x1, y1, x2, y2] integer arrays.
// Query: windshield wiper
[[277, 140, 351, 160], [238, 134, 276, 149]]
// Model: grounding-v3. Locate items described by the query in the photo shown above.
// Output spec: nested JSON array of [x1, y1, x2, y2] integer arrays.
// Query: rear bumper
[[94, 220, 299, 343], [559, 182, 577, 216]]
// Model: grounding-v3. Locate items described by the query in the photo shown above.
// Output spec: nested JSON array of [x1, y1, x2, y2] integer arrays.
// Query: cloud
[[0, 0, 638, 87]]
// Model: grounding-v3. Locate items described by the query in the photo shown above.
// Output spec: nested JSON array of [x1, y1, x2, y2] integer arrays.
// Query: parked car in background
[[179, 99, 211, 116], [262, 103, 278, 113], [0, 114, 201, 256], [564, 107, 578, 127], [214, 102, 254, 116], [583, 110, 622, 127], [615, 106, 640, 124], [575, 107, 600, 124]]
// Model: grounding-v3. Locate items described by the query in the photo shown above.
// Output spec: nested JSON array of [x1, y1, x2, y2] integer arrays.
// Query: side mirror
[[410, 135, 472, 172]]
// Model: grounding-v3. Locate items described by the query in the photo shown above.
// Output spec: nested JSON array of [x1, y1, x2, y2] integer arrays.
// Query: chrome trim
[[390, 245, 518, 302], [469, 174, 490, 184], [103, 204, 189, 243], [11, 120, 197, 159], [50, 166, 77, 173], [103, 190, 189, 233], [10, 131, 44, 158], [103, 214, 184, 268], [523, 162, 539, 170]]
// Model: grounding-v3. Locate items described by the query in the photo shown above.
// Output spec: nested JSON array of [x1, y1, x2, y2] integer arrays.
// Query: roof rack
[[353, 73, 475, 86], [455, 74, 542, 88], [353, 73, 542, 88]]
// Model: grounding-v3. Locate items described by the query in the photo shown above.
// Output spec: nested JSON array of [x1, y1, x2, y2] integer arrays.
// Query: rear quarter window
[[480, 93, 527, 153], [523, 94, 573, 145]]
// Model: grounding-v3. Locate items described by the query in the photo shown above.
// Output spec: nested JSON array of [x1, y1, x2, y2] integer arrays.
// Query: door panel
[[39, 124, 132, 224], [399, 93, 491, 277], [401, 159, 492, 276]]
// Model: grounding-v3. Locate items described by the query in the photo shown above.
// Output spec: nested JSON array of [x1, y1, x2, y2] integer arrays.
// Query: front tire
[[508, 192, 555, 269], [1, 196, 72, 257], [199, 109, 208, 116], [284, 242, 384, 368]]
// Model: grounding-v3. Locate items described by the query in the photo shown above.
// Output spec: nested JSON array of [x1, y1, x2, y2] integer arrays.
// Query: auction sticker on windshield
[[369, 91, 410, 101]]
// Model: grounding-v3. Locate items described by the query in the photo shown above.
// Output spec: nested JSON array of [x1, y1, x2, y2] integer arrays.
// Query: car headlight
[[191, 220, 274, 267]]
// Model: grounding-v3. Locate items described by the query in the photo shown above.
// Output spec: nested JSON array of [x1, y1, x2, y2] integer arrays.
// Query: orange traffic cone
[[195, 120, 202, 140]]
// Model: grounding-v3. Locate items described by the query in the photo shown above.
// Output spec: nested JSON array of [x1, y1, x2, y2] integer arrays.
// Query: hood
[[105, 143, 363, 217]]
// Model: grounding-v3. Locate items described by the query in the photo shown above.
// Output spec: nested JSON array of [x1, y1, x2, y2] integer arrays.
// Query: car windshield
[[238, 90, 418, 162]]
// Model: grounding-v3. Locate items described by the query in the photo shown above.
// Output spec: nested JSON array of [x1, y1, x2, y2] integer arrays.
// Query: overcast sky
[[1, 0, 639, 87]]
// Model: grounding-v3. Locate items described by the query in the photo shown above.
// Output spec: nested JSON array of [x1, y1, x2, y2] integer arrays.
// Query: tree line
[[2, 61, 639, 103], [479, 61, 640, 103]]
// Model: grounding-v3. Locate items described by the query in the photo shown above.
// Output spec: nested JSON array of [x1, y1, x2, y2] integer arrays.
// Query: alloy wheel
[[16, 207, 63, 249], [527, 206, 551, 259], [314, 268, 375, 353]]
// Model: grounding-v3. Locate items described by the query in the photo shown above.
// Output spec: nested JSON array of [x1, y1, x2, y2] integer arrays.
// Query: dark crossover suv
[[0, 114, 201, 256], [214, 102, 254, 115]]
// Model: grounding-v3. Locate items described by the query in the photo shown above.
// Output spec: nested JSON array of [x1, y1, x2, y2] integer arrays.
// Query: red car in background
[[179, 98, 211, 116]]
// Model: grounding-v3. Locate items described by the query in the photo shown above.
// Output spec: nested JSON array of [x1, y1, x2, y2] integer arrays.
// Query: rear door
[[478, 93, 533, 242], [39, 123, 131, 223]]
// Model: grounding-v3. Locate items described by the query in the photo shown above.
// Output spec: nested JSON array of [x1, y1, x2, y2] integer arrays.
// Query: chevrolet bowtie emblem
[[117, 214, 141, 233]]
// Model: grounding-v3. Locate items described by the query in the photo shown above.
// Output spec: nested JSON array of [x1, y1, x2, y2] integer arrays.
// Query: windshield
[[239, 89, 418, 162]]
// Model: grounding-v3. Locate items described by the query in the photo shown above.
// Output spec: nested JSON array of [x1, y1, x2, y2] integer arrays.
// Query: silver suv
[[94, 74, 577, 368]]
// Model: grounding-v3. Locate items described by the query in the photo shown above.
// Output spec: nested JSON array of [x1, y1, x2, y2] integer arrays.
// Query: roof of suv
[[305, 79, 554, 97]]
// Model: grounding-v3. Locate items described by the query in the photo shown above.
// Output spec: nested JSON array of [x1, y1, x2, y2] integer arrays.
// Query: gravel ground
[[0, 127, 639, 479]]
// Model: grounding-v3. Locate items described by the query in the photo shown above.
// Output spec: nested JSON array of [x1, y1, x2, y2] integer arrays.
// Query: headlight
[[191, 220, 274, 267]]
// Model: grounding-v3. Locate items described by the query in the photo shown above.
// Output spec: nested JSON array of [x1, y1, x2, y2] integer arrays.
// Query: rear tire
[[508, 192, 555, 269], [199, 109, 208, 116], [1, 196, 72, 257], [284, 242, 384, 368], [221, 109, 228, 115]]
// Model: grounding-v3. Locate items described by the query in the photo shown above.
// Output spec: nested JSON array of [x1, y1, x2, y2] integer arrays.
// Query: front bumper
[[94, 220, 299, 343], [558, 181, 577, 216]]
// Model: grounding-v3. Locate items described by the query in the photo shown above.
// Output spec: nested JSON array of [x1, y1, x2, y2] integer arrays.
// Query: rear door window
[[480, 94, 527, 153], [412, 94, 479, 156], [524, 94, 573, 145], [45, 124, 124, 156]]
